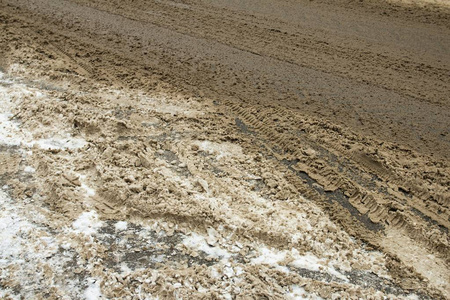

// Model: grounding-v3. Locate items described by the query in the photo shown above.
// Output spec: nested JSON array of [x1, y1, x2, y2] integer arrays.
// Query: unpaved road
[[0, 0, 449, 299]]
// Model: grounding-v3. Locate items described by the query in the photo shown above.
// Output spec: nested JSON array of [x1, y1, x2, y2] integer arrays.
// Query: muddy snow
[[0, 66, 438, 299]]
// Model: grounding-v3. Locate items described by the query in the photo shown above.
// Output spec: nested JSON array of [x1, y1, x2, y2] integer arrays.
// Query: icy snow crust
[[72, 211, 104, 236]]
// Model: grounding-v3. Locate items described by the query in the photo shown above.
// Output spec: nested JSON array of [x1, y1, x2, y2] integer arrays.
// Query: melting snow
[[72, 211, 103, 236], [0, 190, 35, 260], [0, 188, 75, 299], [286, 285, 323, 300], [23, 166, 36, 173], [35, 135, 87, 150], [0, 186, 106, 298], [81, 183, 96, 197], [84, 278, 103, 300], [183, 233, 231, 259], [115, 221, 128, 231], [0, 72, 86, 150], [78, 175, 96, 197], [251, 247, 347, 281], [194, 140, 243, 160]]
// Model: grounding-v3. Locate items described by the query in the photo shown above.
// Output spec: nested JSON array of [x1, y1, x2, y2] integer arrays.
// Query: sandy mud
[[0, 0, 449, 299]]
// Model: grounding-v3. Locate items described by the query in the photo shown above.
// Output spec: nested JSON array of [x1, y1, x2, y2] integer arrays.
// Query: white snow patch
[[24, 166, 36, 173], [172, 282, 182, 289], [72, 211, 103, 236], [222, 293, 232, 300], [183, 233, 231, 259], [81, 183, 96, 197], [0, 111, 23, 146], [251, 247, 287, 265], [115, 221, 128, 231], [405, 295, 420, 300], [84, 278, 103, 300], [286, 285, 323, 300], [78, 175, 96, 197], [35, 135, 87, 150], [234, 266, 244, 276], [251, 247, 347, 281], [290, 250, 323, 272], [194, 140, 243, 159], [210, 266, 220, 279]]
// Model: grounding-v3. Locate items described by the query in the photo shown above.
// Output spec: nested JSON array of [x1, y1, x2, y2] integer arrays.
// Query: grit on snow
[[0, 71, 325, 299], [0, 72, 104, 299], [0, 69, 429, 299], [0, 73, 86, 150]]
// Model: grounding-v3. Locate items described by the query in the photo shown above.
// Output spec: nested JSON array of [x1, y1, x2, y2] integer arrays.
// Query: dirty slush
[[0, 0, 449, 299]]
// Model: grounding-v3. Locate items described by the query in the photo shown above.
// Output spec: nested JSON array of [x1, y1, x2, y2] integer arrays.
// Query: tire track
[[222, 100, 450, 264]]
